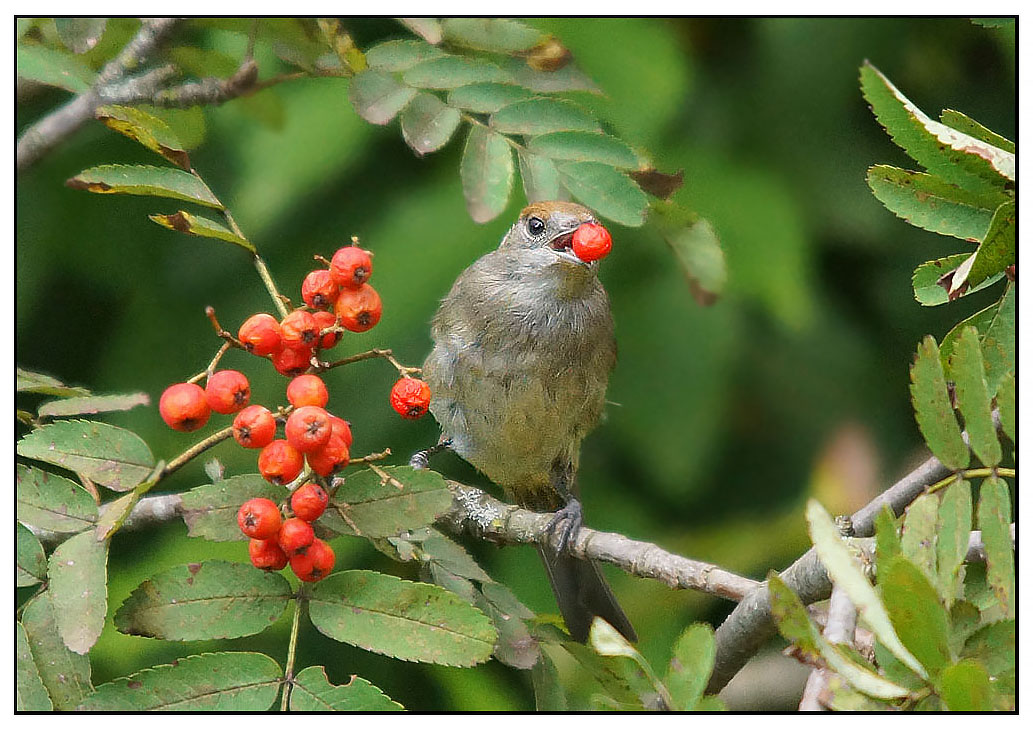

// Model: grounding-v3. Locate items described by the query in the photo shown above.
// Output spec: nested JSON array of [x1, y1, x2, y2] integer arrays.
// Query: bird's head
[[499, 201, 599, 268]]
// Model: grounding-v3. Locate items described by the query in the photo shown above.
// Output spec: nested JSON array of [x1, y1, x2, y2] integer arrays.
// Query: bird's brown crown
[[519, 201, 595, 223]]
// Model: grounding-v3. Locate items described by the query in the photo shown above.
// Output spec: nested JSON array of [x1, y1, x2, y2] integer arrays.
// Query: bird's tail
[[537, 545, 637, 643]]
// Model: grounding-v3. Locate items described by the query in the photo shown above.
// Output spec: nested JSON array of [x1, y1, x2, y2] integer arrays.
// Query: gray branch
[[798, 585, 858, 711]]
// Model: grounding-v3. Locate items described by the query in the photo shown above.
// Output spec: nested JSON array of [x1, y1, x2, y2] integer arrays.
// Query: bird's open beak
[[548, 224, 591, 266]]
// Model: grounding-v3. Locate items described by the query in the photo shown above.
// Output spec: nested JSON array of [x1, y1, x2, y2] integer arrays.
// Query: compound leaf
[[289, 666, 403, 711], [965, 200, 1015, 288]]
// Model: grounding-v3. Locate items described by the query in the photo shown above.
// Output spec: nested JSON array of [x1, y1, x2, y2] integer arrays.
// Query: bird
[[418, 200, 636, 643]]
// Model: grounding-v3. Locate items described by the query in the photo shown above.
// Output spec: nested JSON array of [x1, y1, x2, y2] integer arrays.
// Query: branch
[[798, 585, 857, 711]]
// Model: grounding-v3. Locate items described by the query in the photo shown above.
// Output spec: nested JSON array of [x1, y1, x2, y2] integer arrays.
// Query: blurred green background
[[16, 17, 1015, 710]]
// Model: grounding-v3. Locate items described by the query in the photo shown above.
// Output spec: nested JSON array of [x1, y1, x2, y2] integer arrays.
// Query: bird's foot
[[409, 439, 453, 470], [545, 497, 583, 556]]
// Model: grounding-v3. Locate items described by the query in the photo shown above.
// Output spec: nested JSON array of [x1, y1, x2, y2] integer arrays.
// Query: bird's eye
[[526, 216, 546, 237]]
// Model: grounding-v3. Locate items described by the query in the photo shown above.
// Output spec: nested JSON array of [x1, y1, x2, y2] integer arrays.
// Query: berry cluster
[[237, 484, 335, 582]]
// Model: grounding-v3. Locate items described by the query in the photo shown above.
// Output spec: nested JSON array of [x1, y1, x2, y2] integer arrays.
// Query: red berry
[[390, 378, 431, 419], [307, 418, 351, 477], [291, 482, 329, 522], [311, 310, 343, 350], [329, 246, 373, 290], [232, 405, 277, 449], [238, 498, 282, 540], [571, 222, 612, 262], [280, 310, 320, 349], [238, 313, 282, 356], [278, 517, 315, 555], [205, 369, 251, 415], [258, 439, 305, 485], [249, 538, 289, 571], [328, 416, 354, 449], [301, 269, 340, 310], [160, 382, 211, 432], [271, 345, 312, 377], [334, 283, 382, 333], [285, 406, 332, 453], [287, 374, 329, 408], [290, 538, 336, 582]]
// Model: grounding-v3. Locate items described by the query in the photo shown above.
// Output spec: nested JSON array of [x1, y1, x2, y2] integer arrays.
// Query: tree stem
[[281, 591, 304, 711]]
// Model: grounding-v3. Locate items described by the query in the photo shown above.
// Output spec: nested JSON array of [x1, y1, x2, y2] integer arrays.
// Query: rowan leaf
[[321, 466, 452, 539], [66, 165, 223, 209], [16, 622, 53, 710], [874, 505, 902, 565], [936, 480, 972, 607], [948, 327, 1001, 466], [398, 17, 443, 45], [366, 39, 445, 72], [978, 476, 1013, 619], [16, 367, 90, 397], [402, 55, 510, 89], [491, 98, 600, 135], [149, 210, 255, 252], [460, 124, 514, 223], [289, 666, 403, 711], [441, 18, 543, 53], [400, 92, 462, 155], [665, 623, 716, 710], [528, 131, 639, 169], [16, 521, 47, 587], [38, 392, 150, 419], [21, 592, 93, 708], [48, 531, 108, 654], [96, 104, 191, 169], [348, 70, 418, 125], [964, 200, 1015, 288], [939, 659, 993, 711], [879, 556, 952, 677], [900, 492, 938, 581], [517, 149, 561, 202], [447, 82, 533, 113], [909, 336, 968, 470], [912, 254, 1003, 307], [665, 218, 727, 305], [16, 43, 95, 92], [16, 464, 98, 533], [557, 161, 647, 227], [54, 18, 107, 54], [180, 474, 286, 542], [961, 620, 1014, 678], [94, 490, 140, 541], [940, 109, 1014, 154], [939, 282, 1013, 396], [996, 372, 1014, 443]]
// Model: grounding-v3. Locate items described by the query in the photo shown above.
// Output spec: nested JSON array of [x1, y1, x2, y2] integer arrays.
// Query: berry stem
[[186, 341, 233, 385], [925, 467, 1015, 495], [253, 253, 291, 319], [281, 588, 305, 711], [160, 426, 236, 480], [319, 348, 421, 378], [348, 447, 392, 466]]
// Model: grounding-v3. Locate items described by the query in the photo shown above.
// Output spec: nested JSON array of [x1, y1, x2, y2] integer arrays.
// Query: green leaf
[[16, 367, 90, 397], [94, 490, 140, 541], [322, 466, 453, 539], [912, 254, 1003, 307], [38, 392, 150, 419], [531, 650, 567, 711], [665, 218, 727, 305], [55, 18, 107, 54], [460, 124, 514, 223], [17, 419, 155, 492], [16, 622, 53, 710], [978, 476, 1013, 619], [441, 18, 543, 53], [366, 39, 445, 72], [557, 161, 648, 227], [948, 601, 982, 655], [17, 522, 47, 587], [559, 639, 645, 708], [95, 105, 191, 169], [866, 165, 1003, 241], [909, 336, 969, 469], [149, 210, 256, 252], [948, 327, 1002, 466], [402, 55, 511, 89], [860, 62, 1013, 191], [143, 104, 207, 150], [308, 570, 496, 666], [398, 17, 443, 44], [16, 43, 95, 92], [936, 480, 972, 606], [588, 618, 668, 709], [474, 588, 539, 669], [21, 592, 93, 708], [499, 57, 602, 94], [939, 283, 1014, 396], [939, 659, 993, 711], [517, 149, 561, 202], [965, 200, 1015, 288], [996, 372, 1014, 443], [115, 561, 292, 640], [66, 164, 223, 209], [665, 623, 716, 710], [874, 505, 902, 566], [48, 530, 108, 654], [348, 70, 418, 125], [447, 82, 533, 113], [79, 652, 282, 711], [940, 109, 1014, 154], [491, 98, 601, 135], [528, 131, 639, 168], [180, 474, 286, 542], [961, 620, 1014, 678], [413, 528, 494, 582], [16, 464, 98, 533], [400, 92, 462, 155], [879, 555, 952, 677], [289, 666, 403, 711], [806, 500, 927, 678], [900, 493, 938, 580]]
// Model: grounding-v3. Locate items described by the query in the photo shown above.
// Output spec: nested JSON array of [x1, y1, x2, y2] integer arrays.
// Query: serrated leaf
[[16, 622, 53, 710], [416, 529, 493, 582], [16, 43, 96, 92], [518, 149, 561, 202], [949, 327, 1002, 466], [441, 18, 543, 53], [940, 109, 1014, 154], [17, 419, 155, 492], [939, 283, 1013, 396], [17, 521, 47, 587], [948, 601, 982, 655], [665, 623, 715, 710], [909, 336, 969, 469], [21, 592, 92, 708], [115, 561, 292, 640], [666, 218, 727, 305], [474, 589, 539, 669], [532, 650, 567, 711], [806, 500, 927, 678], [38, 392, 150, 419], [480, 580, 534, 620], [558, 161, 647, 227], [322, 466, 453, 538], [149, 210, 255, 252], [66, 164, 223, 209], [866, 165, 1003, 241], [961, 620, 1014, 678], [348, 70, 418, 125], [965, 200, 1015, 288], [402, 55, 510, 89], [460, 124, 514, 223], [912, 254, 1003, 306], [491, 98, 600, 135], [528, 131, 639, 168], [55, 18, 107, 54], [94, 490, 140, 541], [588, 619, 667, 708], [366, 39, 445, 72], [308, 570, 496, 666], [79, 652, 282, 711], [936, 480, 972, 607], [900, 493, 938, 581], [400, 92, 462, 155], [447, 82, 533, 113], [180, 474, 286, 542], [996, 372, 1014, 443], [16, 464, 98, 533], [939, 659, 993, 711], [290, 666, 403, 711], [95, 105, 190, 169], [874, 505, 901, 566], [16, 367, 90, 397], [978, 476, 1013, 619], [879, 555, 951, 677], [48, 531, 108, 654], [398, 17, 443, 44]]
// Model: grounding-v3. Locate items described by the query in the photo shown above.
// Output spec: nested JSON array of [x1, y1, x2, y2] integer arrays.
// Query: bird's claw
[[409, 438, 453, 471], [545, 498, 583, 556]]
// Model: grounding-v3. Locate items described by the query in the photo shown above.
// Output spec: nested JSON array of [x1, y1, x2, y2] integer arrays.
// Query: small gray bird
[[421, 200, 636, 643]]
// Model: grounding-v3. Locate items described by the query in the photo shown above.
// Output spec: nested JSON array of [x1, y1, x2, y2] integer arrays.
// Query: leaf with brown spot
[[66, 165, 223, 209], [96, 105, 191, 169], [149, 210, 255, 252]]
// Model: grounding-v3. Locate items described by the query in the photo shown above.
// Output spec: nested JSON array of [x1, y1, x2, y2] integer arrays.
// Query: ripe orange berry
[[280, 310, 320, 349], [249, 538, 289, 571], [160, 382, 211, 432], [258, 439, 305, 485], [291, 482, 329, 522], [328, 415, 354, 449], [301, 269, 340, 310], [329, 245, 373, 290], [271, 345, 312, 377], [307, 419, 351, 477], [232, 405, 277, 449], [238, 313, 281, 356], [334, 283, 382, 333], [390, 378, 431, 419], [205, 370, 251, 415], [571, 222, 612, 262], [311, 310, 343, 350], [238, 498, 282, 540], [285, 406, 332, 453], [278, 517, 315, 555], [290, 538, 335, 582], [287, 374, 329, 408]]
